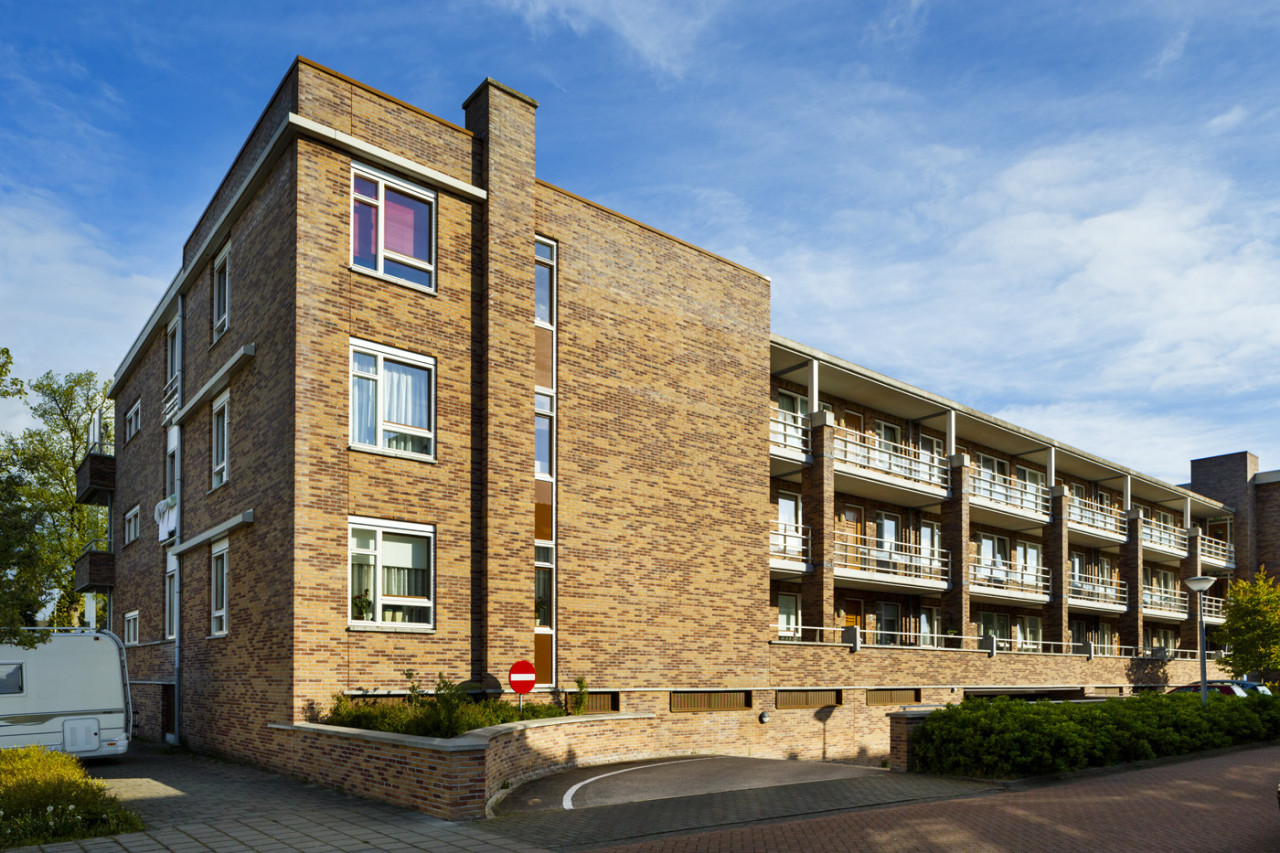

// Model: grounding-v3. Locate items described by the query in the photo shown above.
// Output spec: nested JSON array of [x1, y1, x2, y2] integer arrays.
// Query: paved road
[[590, 745, 1280, 853]]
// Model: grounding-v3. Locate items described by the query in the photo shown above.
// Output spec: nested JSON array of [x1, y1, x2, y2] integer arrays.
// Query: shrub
[[912, 692, 1280, 778], [0, 746, 143, 848], [323, 671, 567, 738]]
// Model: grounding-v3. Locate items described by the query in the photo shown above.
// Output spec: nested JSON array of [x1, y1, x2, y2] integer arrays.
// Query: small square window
[[124, 400, 142, 442]]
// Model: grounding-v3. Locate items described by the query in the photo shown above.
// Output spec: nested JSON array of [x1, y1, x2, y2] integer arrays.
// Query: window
[[535, 238, 556, 326], [125, 400, 141, 442], [778, 592, 800, 640], [1015, 541, 1042, 588], [348, 517, 435, 628], [535, 392, 554, 477], [124, 611, 139, 646], [534, 544, 554, 629], [165, 449, 178, 501], [875, 601, 900, 645], [0, 662, 23, 695], [211, 391, 229, 488], [351, 165, 436, 290], [213, 247, 230, 338], [978, 611, 1011, 643], [124, 506, 140, 545], [976, 534, 1010, 583], [1097, 622, 1116, 655], [920, 605, 941, 647], [164, 570, 178, 640], [1015, 615, 1043, 652], [350, 339, 436, 459], [210, 539, 228, 636], [1144, 625, 1177, 651], [1070, 618, 1088, 654]]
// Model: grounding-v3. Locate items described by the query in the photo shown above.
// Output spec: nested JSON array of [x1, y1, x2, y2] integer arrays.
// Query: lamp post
[[1184, 575, 1216, 706]]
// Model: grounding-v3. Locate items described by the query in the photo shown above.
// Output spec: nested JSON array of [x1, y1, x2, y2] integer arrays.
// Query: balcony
[[1202, 594, 1226, 625], [769, 521, 809, 575], [1141, 585, 1189, 620], [1066, 496, 1127, 546], [832, 428, 949, 507], [73, 539, 115, 593], [969, 558, 1051, 605], [832, 532, 949, 593], [967, 467, 1049, 526], [1200, 535, 1235, 569], [1141, 518, 1188, 559], [1067, 575, 1128, 614], [162, 371, 182, 424], [74, 447, 115, 506]]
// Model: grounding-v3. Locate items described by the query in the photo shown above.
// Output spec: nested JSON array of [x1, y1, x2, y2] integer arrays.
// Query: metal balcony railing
[[833, 532, 949, 583], [832, 428, 949, 489], [1066, 496, 1126, 536], [1068, 575, 1128, 607], [1141, 518, 1188, 552], [968, 467, 1050, 515], [769, 409, 809, 454], [772, 626, 1202, 660], [769, 521, 810, 562], [1200, 535, 1235, 565], [970, 558, 1051, 596], [1202, 595, 1226, 620], [1141, 584, 1188, 615]]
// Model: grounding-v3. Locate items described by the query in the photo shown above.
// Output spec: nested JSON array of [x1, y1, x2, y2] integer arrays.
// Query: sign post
[[508, 660, 536, 712]]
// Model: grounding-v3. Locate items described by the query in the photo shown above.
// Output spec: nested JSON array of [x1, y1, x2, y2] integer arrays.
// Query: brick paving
[[594, 745, 1280, 853]]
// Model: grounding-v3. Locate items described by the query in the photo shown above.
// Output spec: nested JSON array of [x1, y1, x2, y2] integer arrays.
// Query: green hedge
[[0, 746, 143, 848], [911, 692, 1280, 778], [324, 671, 566, 738]]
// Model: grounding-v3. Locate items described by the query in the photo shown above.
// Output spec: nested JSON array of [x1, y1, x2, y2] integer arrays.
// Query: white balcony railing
[[1066, 497, 1127, 537], [1141, 518, 1188, 553], [1068, 575, 1128, 607], [832, 428, 949, 489], [1202, 595, 1226, 621], [833, 532, 949, 583], [1141, 584, 1188, 615], [769, 521, 810, 563], [774, 626, 1199, 660], [1200, 535, 1235, 565], [769, 409, 809, 454], [968, 467, 1050, 515], [970, 558, 1051, 596]]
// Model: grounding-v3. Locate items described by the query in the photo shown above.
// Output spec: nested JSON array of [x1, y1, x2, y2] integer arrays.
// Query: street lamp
[[1184, 575, 1216, 706]]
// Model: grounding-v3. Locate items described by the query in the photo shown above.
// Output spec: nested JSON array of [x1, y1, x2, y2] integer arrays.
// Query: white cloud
[[1205, 105, 1248, 135], [492, 0, 731, 76], [863, 0, 929, 46], [1147, 26, 1190, 78]]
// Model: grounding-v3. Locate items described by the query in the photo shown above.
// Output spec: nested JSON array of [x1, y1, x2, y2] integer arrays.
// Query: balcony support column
[[1120, 509, 1145, 650], [1180, 532, 1204, 651], [941, 453, 975, 648], [1043, 486, 1071, 648], [800, 410, 836, 642]]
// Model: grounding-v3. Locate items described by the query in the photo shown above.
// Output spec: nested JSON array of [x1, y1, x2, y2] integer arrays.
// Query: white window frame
[[777, 592, 800, 641], [213, 245, 230, 339], [1015, 615, 1043, 652], [210, 538, 228, 636], [920, 605, 941, 647], [875, 601, 901, 645], [535, 389, 555, 479], [349, 338, 437, 461], [347, 516, 436, 630], [164, 570, 178, 640], [123, 611, 139, 646], [535, 237, 557, 329], [125, 400, 142, 443], [211, 390, 229, 489], [350, 163, 437, 292], [124, 505, 140, 545]]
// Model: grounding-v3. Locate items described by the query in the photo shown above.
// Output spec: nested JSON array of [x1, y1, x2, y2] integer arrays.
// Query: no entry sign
[[509, 659, 537, 694]]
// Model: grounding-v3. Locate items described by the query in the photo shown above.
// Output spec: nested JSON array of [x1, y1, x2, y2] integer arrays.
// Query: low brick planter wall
[[267, 713, 656, 820]]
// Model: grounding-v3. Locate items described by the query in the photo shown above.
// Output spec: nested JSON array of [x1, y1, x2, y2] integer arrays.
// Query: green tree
[[0, 347, 24, 399], [1214, 568, 1280, 678], [0, 369, 111, 628], [0, 472, 51, 647]]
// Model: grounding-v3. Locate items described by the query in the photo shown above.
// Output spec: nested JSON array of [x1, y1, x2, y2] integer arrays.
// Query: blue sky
[[2, 0, 1278, 484]]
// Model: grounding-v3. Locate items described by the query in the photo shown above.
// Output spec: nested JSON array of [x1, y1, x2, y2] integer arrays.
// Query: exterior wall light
[[758, 711, 771, 724]]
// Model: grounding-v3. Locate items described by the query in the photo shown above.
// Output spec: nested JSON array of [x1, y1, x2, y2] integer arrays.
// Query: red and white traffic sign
[[508, 660, 537, 694]]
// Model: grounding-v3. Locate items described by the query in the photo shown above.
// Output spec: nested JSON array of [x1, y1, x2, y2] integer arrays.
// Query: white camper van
[[0, 628, 131, 757]]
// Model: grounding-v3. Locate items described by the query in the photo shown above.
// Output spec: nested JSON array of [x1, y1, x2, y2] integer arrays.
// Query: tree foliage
[[0, 347, 24, 399], [0, 472, 51, 647], [0, 368, 110, 631], [1214, 568, 1280, 678]]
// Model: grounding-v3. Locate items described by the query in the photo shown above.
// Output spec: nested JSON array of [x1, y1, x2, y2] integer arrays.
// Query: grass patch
[[0, 746, 143, 848], [911, 691, 1280, 778], [323, 671, 566, 738]]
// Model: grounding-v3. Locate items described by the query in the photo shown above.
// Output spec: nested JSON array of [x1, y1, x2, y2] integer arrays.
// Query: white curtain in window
[[382, 533, 429, 598], [383, 361, 430, 429], [353, 375, 377, 445]]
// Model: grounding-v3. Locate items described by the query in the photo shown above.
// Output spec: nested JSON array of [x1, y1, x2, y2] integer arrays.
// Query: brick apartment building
[[73, 58, 1277, 778]]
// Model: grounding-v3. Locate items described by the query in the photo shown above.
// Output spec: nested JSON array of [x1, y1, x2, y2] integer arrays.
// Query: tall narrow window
[[124, 506, 140, 545], [535, 238, 556, 326], [778, 592, 800, 640], [213, 247, 230, 338], [875, 602, 900, 645], [535, 392, 554, 477], [351, 166, 436, 290], [210, 539, 228, 636], [534, 545, 554, 628], [123, 611, 139, 646], [211, 391, 229, 488], [350, 339, 436, 459], [125, 400, 142, 442], [164, 570, 178, 640], [165, 449, 178, 501]]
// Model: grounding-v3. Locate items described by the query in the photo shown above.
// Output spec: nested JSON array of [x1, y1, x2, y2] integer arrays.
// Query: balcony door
[[775, 491, 802, 558], [975, 454, 1008, 501], [874, 421, 901, 474], [774, 392, 808, 450], [1016, 466, 1045, 511], [978, 533, 1009, 582], [875, 511, 901, 570]]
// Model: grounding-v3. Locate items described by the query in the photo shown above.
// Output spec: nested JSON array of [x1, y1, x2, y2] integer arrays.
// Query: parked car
[[1206, 680, 1272, 695], [1169, 682, 1248, 697]]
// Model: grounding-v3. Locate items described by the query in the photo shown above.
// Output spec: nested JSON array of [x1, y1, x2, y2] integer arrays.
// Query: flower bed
[[0, 746, 142, 848]]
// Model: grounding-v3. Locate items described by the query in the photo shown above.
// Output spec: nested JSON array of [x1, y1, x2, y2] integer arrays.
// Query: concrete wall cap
[[271, 712, 655, 750]]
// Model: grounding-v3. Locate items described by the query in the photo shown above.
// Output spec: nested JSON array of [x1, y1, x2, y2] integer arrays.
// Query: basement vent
[[583, 692, 620, 714], [1093, 687, 1123, 696], [670, 690, 752, 713], [776, 689, 842, 709], [866, 688, 921, 706]]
